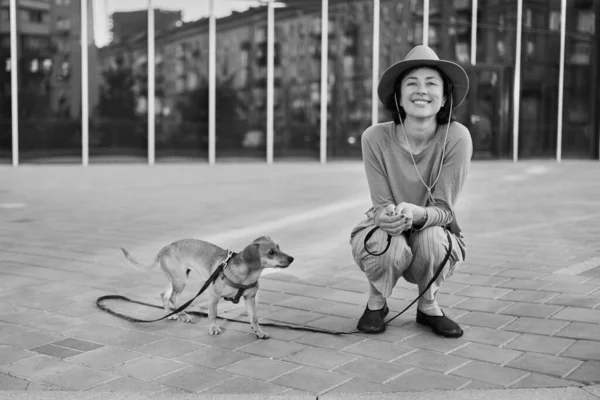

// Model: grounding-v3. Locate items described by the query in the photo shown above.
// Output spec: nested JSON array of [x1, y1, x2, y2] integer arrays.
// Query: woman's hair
[[384, 66, 456, 125]]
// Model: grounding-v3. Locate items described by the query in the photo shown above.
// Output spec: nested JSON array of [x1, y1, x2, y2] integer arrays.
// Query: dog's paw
[[209, 325, 222, 335], [178, 313, 192, 323], [255, 330, 269, 340], [167, 314, 178, 321]]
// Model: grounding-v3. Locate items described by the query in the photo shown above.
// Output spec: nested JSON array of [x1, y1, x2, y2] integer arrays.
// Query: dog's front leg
[[208, 290, 222, 335], [244, 292, 268, 339]]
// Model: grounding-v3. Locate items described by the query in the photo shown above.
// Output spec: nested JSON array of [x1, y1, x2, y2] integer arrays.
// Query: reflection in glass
[[515, 0, 560, 158], [562, 0, 597, 159], [328, 0, 373, 159], [274, 1, 321, 160], [9, 0, 83, 163], [93, 0, 147, 162], [378, 0, 421, 123], [152, 2, 208, 162], [214, 0, 266, 161], [0, 3, 12, 163]]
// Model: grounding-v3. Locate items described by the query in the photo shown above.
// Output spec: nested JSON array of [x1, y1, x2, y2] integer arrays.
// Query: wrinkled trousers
[[350, 217, 466, 299]]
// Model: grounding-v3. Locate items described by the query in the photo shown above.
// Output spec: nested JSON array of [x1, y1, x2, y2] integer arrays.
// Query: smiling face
[[399, 67, 446, 120]]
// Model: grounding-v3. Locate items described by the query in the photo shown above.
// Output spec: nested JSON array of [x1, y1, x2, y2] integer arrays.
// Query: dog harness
[[217, 250, 259, 304]]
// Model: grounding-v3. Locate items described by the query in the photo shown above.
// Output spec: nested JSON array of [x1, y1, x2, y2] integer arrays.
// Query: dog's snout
[[287, 256, 294, 263]]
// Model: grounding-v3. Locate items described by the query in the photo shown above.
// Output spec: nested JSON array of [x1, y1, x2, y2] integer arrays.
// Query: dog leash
[[96, 233, 452, 335], [97, 251, 235, 323]]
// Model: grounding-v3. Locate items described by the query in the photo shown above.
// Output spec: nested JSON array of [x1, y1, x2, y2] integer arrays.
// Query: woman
[[350, 45, 473, 338]]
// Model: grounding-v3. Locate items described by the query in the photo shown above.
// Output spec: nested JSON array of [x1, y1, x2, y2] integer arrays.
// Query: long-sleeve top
[[361, 120, 473, 237]]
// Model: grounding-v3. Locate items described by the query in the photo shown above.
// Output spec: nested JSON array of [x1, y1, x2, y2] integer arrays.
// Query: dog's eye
[[268, 249, 275, 256]]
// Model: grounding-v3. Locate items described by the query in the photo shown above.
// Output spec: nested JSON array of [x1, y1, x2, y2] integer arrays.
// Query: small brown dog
[[120, 236, 294, 339]]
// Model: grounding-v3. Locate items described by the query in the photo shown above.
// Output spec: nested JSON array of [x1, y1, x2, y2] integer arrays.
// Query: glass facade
[[1, 0, 599, 164]]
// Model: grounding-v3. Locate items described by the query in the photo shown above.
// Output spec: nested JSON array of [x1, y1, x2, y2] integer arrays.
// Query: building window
[[549, 11, 561, 31], [57, 17, 71, 31], [28, 10, 44, 23]]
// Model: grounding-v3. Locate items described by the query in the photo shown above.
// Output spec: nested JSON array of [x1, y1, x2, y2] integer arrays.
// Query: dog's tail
[[120, 247, 157, 271]]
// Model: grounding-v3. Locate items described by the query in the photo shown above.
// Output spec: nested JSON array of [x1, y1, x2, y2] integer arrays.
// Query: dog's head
[[241, 236, 294, 270]]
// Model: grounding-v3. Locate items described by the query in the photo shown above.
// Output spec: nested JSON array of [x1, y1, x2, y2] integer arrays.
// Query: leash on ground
[[96, 230, 452, 335]]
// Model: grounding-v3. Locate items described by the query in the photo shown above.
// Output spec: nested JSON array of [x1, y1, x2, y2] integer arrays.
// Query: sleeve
[[361, 127, 396, 225], [415, 124, 473, 232]]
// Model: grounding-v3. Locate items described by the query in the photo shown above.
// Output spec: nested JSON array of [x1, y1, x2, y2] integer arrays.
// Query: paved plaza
[[0, 159, 599, 399]]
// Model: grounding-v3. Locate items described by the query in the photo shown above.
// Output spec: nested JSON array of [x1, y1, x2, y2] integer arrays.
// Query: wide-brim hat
[[377, 45, 469, 109]]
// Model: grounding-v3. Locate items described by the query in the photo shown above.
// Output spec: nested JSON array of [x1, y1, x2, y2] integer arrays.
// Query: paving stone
[[0, 345, 37, 366], [154, 365, 232, 392], [322, 377, 398, 394], [553, 322, 600, 341], [585, 384, 600, 397], [454, 311, 516, 329], [0, 372, 29, 390], [39, 364, 118, 390], [461, 380, 503, 390], [451, 342, 523, 365], [510, 372, 583, 388], [263, 307, 324, 325], [1, 329, 63, 349], [450, 360, 529, 387], [282, 346, 357, 370], [502, 317, 569, 336], [176, 345, 249, 369], [546, 294, 600, 308], [52, 338, 104, 352], [461, 326, 520, 346], [343, 339, 414, 361], [497, 279, 553, 291], [436, 293, 469, 307], [386, 368, 470, 391], [0, 321, 27, 338], [566, 360, 600, 383], [538, 275, 595, 284], [86, 375, 167, 392], [333, 357, 411, 383], [181, 329, 260, 350], [504, 334, 575, 355], [294, 332, 364, 350], [454, 286, 513, 299], [560, 340, 600, 361], [131, 337, 201, 359], [500, 303, 564, 319], [30, 344, 82, 359], [499, 289, 558, 303], [108, 355, 186, 380], [456, 275, 511, 287], [237, 338, 306, 359], [542, 282, 600, 295], [203, 376, 288, 394], [270, 366, 351, 394], [394, 349, 469, 372], [506, 352, 583, 378], [495, 269, 547, 279], [220, 356, 298, 380], [0, 355, 73, 380], [454, 298, 514, 313], [551, 307, 600, 324]]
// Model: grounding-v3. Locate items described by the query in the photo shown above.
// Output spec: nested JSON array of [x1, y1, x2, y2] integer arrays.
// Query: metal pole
[[423, 0, 429, 46], [9, 0, 18, 166], [320, 0, 328, 164], [266, 0, 274, 164], [512, 0, 523, 162], [471, 0, 477, 65], [372, 0, 380, 126], [82, 0, 89, 166], [208, 0, 216, 165], [147, 0, 155, 165], [556, 0, 567, 162]]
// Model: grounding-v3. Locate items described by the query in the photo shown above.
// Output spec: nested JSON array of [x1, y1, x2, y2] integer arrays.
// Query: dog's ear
[[242, 243, 261, 268]]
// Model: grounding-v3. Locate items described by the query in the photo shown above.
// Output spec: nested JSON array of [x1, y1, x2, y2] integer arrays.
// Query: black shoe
[[416, 309, 463, 338], [357, 303, 389, 334]]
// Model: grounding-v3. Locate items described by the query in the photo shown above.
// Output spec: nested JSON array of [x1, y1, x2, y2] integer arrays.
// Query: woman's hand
[[377, 203, 414, 236]]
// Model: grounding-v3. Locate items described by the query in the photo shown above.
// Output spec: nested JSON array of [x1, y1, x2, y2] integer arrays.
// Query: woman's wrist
[[411, 205, 428, 226]]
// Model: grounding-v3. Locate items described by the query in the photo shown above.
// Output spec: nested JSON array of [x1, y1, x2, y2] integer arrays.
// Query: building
[[109, 9, 182, 44], [2, 0, 599, 164]]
